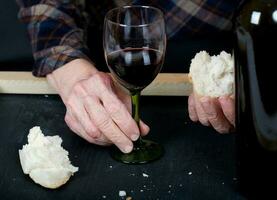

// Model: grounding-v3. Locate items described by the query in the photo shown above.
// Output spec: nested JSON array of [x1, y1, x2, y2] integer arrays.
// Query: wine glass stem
[[131, 91, 142, 147]]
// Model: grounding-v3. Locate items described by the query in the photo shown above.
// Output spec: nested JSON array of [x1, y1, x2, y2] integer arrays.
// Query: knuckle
[[83, 95, 93, 106], [122, 118, 136, 134], [89, 73, 112, 94], [92, 72, 112, 86], [82, 94, 98, 110], [107, 101, 123, 116], [97, 117, 112, 131], [86, 128, 100, 139], [92, 72, 102, 80], [207, 112, 219, 121], [91, 72, 104, 84], [64, 114, 70, 124], [65, 95, 74, 108], [109, 133, 123, 144], [198, 114, 207, 122], [72, 83, 84, 95]]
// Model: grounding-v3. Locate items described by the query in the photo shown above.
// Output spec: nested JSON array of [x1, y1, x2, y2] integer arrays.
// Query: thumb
[[139, 120, 150, 136]]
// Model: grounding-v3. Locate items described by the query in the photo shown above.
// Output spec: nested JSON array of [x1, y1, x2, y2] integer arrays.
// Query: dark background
[[0, 0, 33, 71]]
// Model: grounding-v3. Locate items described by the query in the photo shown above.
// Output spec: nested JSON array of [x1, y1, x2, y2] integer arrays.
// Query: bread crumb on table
[[142, 173, 149, 177], [119, 190, 126, 197]]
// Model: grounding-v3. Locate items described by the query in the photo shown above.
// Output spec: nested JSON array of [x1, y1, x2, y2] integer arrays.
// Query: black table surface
[[0, 94, 244, 200]]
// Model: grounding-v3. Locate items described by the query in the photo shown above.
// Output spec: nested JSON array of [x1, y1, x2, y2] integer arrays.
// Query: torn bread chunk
[[189, 51, 234, 97], [19, 126, 78, 189]]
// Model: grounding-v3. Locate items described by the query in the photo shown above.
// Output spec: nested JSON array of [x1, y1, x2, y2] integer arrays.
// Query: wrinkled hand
[[47, 59, 149, 153], [188, 92, 235, 133]]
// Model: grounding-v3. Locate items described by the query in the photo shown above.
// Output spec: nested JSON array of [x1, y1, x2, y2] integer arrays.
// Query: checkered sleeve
[[16, 0, 91, 76], [142, 0, 245, 38]]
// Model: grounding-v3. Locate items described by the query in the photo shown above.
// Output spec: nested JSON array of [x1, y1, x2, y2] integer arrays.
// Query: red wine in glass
[[107, 47, 164, 92]]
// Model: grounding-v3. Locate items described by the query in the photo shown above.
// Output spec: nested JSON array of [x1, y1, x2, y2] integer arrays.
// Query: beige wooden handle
[[0, 72, 192, 96]]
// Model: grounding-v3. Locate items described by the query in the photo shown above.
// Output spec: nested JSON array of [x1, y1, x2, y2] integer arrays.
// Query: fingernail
[[124, 145, 133, 153], [131, 134, 139, 141]]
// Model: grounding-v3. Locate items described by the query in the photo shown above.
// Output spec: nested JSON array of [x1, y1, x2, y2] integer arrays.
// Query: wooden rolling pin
[[0, 72, 192, 96]]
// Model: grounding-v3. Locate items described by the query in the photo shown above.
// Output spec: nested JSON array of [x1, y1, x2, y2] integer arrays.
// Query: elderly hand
[[47, 59, 150, 153], [188, 92, 235, 133]]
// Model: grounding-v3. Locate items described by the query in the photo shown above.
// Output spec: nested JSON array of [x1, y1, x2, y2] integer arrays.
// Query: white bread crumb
[[119, 190, 126, 197]]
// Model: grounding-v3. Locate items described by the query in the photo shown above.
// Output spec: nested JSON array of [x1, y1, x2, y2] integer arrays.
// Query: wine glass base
[[110, 139, 164, 164]]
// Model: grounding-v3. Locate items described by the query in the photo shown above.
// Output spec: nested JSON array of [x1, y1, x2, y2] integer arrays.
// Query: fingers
[[113, 84, 150, 136], [65, 110, 85, 139], [83, 95, 134, 153], [65, 110, 111, 146], [194, 93, 210, 126], [84, 73, 140, 141], [200, 97, 232, 134], [113, 81, 132, 112], [67, 93, 101, 140], [66, 83, 112, 145], [100, 90, 140, 141], [219, 96, 235, 127], [188, 94, 198, 122], [139, 120, 150, 136], [190, 92, 235, 134]]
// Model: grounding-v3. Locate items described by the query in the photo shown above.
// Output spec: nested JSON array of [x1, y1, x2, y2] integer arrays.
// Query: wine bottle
[[235, 0, 277, 198]]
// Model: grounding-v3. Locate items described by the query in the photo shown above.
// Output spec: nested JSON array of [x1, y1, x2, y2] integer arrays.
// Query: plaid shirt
[[16, 0, 243, 76]]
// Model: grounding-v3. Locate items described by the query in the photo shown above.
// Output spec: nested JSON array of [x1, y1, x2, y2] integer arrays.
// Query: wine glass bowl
[[103, 6, 166, 164]]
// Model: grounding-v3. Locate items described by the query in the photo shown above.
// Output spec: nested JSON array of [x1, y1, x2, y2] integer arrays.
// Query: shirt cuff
[[32, 46, 91, 77]]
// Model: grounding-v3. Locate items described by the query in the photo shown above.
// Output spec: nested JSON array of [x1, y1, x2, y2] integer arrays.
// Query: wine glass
[[103, 6, 166, 164]]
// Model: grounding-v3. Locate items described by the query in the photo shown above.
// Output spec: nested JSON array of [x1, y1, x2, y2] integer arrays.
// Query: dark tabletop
[[0, 94, 244, 200]]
